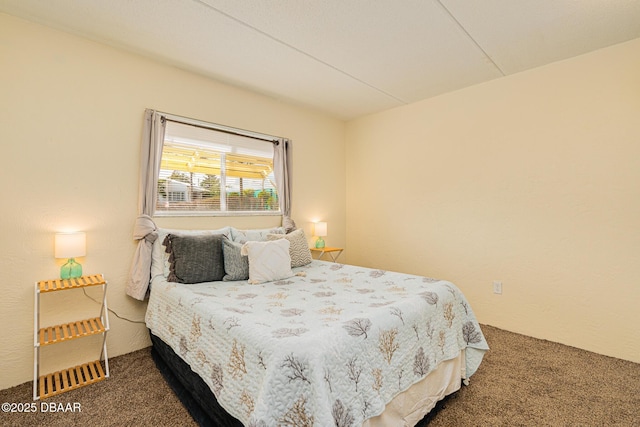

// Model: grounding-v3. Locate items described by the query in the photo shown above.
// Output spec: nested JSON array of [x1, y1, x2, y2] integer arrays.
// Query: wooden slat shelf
[[34, 273, 110, 400], [37, 274, 105, 293], [38, 360, 106, 399], [39, 317, 105, 346]]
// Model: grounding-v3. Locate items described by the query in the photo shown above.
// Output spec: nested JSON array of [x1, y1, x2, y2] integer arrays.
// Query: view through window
[[156, 120, 280, 215]]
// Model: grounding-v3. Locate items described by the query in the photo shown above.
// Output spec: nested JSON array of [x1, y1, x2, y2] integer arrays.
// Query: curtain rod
[[158, 111, 281, 145]]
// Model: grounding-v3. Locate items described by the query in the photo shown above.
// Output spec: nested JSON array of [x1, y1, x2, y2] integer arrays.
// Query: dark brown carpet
[[1, 325, 638, 426]]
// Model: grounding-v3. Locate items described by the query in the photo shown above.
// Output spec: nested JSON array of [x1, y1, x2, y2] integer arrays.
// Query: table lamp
[[314, 222, 327, 248], [55, 232, 86, 279]]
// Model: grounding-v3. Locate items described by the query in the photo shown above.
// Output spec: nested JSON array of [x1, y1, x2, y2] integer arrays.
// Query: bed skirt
[[150, 332, 242, 426], [365, 351, 464, 426]]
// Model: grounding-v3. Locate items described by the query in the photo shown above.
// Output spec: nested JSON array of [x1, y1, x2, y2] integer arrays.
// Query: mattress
[[146, 260, 488, 426]]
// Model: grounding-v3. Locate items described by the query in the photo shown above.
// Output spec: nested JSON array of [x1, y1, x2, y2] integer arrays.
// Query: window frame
[[154, 113, 284, 218]]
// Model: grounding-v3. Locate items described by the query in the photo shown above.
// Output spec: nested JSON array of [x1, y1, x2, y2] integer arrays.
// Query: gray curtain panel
[[274, 138, 293, 219], [126, 109, 165, 300]]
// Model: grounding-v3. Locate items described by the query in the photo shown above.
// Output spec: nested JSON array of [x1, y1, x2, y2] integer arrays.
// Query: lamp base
[[61, 258, 82, 279], [315, 237, 325, 249]]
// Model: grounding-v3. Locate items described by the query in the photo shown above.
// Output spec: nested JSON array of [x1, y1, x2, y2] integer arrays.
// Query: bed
[[144, 226, 488, 426]]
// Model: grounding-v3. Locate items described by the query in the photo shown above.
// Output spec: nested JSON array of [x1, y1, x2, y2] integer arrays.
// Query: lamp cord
[[82, 289, 146, 324]]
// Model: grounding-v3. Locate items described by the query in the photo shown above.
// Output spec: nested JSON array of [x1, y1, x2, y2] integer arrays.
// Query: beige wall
[[0, 13, 346, 389], [346, 38, 640, 363]]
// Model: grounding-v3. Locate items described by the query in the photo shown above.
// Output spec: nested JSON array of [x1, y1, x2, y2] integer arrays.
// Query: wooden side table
[[33, 274, 110, 400], [310, 247, 344, 262]]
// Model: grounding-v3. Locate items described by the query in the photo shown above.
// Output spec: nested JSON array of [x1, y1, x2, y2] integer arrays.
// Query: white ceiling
[[2, 0, 640, 120]]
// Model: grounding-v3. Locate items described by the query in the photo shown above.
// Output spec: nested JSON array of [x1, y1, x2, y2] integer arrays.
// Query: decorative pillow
[[266, 228, 312, 268], [282, 216, 297, 233], [241, 239, 293, 284], [230, 226, 286, 243], [163, 234, 225, 284], [151, 227, 231, 279], [222, 239, 249, 281]]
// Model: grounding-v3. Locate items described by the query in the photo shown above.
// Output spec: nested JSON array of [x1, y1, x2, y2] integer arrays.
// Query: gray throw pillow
[[164, 234, 225, 284], [222, 239, 249, 281]]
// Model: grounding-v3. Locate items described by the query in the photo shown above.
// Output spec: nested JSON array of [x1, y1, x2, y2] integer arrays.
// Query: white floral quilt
[[145, 260, 488, 426]]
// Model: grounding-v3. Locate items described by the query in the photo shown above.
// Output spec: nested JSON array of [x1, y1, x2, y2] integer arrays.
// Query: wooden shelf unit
[[33, 274, 110, 400]]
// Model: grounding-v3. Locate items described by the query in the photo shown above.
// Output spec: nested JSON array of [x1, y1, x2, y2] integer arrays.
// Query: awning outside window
[[160, 142, 273, 180]]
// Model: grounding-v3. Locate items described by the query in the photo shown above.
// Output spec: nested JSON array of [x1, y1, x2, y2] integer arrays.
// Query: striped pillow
[[267, 228, 312, 268]]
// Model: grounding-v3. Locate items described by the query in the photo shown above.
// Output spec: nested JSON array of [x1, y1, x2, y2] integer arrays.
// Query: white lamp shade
[[314, 222, 327, 237], [55, 232, 86, 259]]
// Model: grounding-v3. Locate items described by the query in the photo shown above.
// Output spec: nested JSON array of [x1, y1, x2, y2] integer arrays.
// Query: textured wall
[[346, 38, 640, 363], [0, 13, 346, 389]]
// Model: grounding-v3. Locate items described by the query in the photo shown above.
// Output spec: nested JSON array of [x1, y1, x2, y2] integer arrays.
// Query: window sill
[[153, 211, 282, 218]]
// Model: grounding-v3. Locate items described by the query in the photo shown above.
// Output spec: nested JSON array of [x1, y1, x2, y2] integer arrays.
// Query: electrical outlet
[[493, 281, 503, 294]]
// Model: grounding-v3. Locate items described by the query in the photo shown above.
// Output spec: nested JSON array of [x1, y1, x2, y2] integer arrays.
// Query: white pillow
[[266, 228, 312, 267], [241, 239, 293, 284]]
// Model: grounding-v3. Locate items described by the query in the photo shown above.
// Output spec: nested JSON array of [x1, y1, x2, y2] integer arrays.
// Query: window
[[156, 119, 281, 216]]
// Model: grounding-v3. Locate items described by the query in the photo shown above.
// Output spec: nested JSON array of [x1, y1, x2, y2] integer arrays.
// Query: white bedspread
[[145, 260, 488, 426]]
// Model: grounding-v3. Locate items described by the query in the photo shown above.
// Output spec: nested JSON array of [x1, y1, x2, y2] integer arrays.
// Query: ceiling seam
[[435, 0, 506, 77], [193, 0, 408, 105]]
